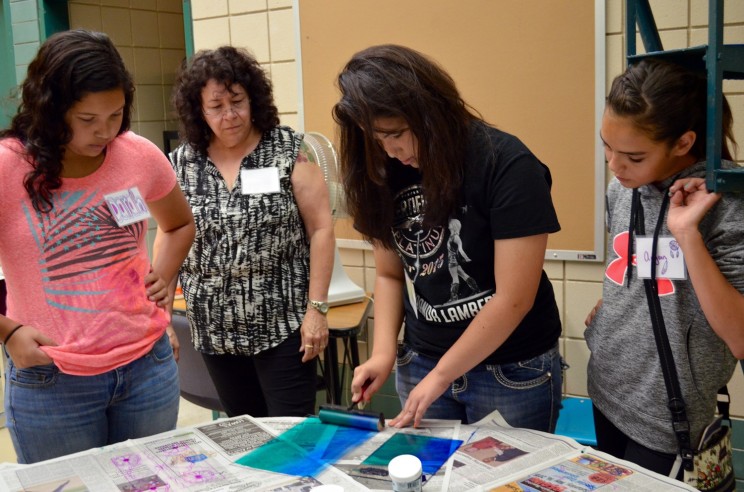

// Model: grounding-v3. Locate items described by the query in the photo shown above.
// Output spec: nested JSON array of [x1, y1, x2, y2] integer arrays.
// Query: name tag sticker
[[104, 187, 151, 227], [635, 236, 686, 280], [241, 167, 281, 195]]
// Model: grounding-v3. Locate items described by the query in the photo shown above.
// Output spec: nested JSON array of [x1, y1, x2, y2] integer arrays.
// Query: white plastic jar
[[388, 454, 423, 491]]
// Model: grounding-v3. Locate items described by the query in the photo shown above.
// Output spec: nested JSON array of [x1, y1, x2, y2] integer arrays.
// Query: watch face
[[312, 301, 329, 314]]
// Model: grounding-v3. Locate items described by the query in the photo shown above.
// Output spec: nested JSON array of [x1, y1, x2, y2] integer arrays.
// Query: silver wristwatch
[[308, 300, 329, 315]]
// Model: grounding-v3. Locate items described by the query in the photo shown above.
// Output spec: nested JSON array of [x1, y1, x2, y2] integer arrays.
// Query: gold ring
[[305, 344, 314, 348]]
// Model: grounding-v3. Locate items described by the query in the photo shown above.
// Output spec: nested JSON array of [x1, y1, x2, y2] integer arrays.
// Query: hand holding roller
[[318, 380, 385, 431]]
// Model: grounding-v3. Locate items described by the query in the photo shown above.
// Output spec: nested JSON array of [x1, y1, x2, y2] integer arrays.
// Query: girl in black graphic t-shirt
[[333, 45, 563, 430]]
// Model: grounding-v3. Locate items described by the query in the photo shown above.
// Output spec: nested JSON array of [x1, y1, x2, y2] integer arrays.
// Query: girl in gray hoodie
[[585, 58, 742, 482]]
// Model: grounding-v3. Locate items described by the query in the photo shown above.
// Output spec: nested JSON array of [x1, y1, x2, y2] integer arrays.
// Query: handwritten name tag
[[241, 167, 281, 195], [104, 187, 151, 227], [635, 236, 686, 280]]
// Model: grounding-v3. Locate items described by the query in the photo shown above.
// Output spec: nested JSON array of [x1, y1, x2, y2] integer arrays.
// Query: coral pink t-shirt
[[0, 132, 177, 375]]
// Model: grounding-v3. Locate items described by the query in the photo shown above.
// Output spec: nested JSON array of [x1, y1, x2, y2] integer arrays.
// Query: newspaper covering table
[[0, 411, 696, 491]]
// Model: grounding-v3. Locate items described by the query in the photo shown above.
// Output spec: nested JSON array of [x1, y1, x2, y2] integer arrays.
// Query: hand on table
[[389, 371, 450, 429]]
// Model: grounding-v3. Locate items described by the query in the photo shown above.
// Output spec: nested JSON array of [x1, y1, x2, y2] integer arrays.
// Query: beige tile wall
[[67, 0, 185, 149], [189, 0, 744, 417], [68, 0, 186, 252], [190, 0, 300, 130]]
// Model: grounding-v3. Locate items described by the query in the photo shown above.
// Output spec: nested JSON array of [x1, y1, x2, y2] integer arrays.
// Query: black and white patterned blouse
[[171, 126, 310, 355]]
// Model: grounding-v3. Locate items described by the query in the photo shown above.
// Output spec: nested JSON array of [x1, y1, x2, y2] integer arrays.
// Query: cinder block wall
[[190, 0, 300, 130], [67, 0, 185, 148], [67, 0, 187, 261]]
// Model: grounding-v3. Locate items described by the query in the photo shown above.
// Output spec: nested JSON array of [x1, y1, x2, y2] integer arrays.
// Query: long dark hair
[[333, 44, 480, 247], [0, 29, 135, 213], [607, 58, 736, 161], [171, 46, 279, 156]]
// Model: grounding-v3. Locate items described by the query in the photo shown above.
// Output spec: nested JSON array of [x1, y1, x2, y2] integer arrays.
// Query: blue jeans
[[395, 343, 563, 431], [4, 332, 180, 464]]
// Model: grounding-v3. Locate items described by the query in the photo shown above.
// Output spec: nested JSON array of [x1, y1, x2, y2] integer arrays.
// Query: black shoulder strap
[[636, 189, 696, 470]]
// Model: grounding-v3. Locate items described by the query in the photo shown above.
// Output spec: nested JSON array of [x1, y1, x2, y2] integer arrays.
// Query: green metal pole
[[182, 0, 194, 58]]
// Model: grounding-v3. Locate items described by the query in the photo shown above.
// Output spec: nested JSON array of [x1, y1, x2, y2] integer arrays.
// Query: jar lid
[[309, 485, 344, 492], [388, 454, 423, 481]]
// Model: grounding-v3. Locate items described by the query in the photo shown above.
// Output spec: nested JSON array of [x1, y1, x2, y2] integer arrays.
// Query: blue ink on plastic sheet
[[235, 417, 376, 477], [362, 432, 463, 476]]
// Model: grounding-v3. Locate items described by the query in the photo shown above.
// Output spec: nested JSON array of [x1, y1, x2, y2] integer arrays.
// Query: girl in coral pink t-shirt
[[0, 30, 194, 464]]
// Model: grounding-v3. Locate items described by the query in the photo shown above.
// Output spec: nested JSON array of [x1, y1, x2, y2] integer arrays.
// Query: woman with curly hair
[[0, 29, 195, 463], [161, 46, 334, 417]]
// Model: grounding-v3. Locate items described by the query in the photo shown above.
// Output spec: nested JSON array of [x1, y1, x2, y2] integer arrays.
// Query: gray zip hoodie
[[586, 161, 743, 454]]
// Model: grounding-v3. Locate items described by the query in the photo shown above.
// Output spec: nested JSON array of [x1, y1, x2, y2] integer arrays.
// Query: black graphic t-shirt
[[390, 122, 561, 364]]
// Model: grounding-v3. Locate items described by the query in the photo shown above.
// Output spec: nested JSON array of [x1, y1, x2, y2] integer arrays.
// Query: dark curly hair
[[332, 44, 480, 247], [607, 58, 736, 161], [0, 29, 135, 213], [171, 46, 279, 156]]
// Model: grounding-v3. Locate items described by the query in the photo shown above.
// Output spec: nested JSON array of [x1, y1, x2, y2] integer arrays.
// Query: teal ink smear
[[235, 417, 375, 477], [362, 433, 463, 476]]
